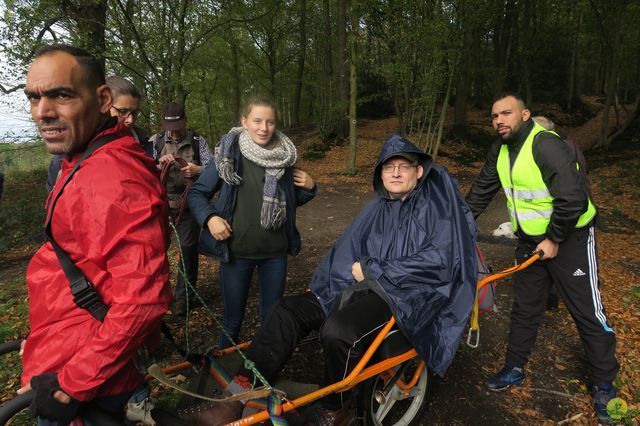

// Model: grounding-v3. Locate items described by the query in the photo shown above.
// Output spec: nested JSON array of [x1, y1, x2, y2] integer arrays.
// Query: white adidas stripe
[[587, 227, 614, 333]]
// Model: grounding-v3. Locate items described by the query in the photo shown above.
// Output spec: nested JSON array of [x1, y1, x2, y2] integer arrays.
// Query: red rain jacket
[[21, 123, 171, 401]]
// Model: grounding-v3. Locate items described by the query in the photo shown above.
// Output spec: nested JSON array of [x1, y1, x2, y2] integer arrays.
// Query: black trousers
[[506, 226, 619, 384], [174, 210, 200, 301], [241, 291, 391, 409]]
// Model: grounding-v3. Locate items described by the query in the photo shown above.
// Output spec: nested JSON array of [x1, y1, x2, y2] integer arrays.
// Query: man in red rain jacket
[[17, 44, 171, 424]]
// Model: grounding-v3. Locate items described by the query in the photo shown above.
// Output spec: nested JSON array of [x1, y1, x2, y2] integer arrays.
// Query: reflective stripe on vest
[[496, 122, 597, 236]]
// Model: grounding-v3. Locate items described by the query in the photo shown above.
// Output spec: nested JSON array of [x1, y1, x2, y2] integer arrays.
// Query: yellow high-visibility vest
[[496, 122, 596, 236]]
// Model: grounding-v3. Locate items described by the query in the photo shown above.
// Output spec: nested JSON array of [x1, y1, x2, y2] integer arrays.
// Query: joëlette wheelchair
[[0, 254, 540, 426]]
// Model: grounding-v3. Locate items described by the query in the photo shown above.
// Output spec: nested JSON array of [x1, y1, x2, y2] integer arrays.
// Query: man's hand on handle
[[536, 238, 558, 260]]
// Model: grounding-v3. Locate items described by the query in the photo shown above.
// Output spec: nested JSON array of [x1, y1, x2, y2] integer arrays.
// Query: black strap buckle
[[69, 277, 108, 321]]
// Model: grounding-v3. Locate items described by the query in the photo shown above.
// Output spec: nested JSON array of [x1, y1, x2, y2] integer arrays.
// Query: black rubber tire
[[0, 341, 22, 356], [0, 390, 33, 425], [359, 360, 432, 426]]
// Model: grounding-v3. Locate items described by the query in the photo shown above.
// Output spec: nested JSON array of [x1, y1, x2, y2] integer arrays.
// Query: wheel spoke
[[374, 385, 400, 421]]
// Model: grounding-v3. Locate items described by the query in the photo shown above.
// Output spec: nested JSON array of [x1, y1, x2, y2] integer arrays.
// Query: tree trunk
[[607, 92, 640, 144], [293, 0, 307, 126], [321, 0, 333, 134], [346, 0, 358, 175], [453, 27, 473, 139], [594, 0, 625, 150], [337, 0, 349, 139], [229, 38, 241, 123], [492, 0, 516, 96], [59, 0, 108, 67], [432, 60, 456, 159], [567, 7, 583, 110]]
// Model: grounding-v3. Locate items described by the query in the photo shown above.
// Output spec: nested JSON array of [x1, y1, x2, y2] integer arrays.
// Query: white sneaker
[[126, 398, 156, 425]]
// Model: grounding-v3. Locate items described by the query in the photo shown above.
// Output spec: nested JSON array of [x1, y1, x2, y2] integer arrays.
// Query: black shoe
[[486, 364, 525, 391]]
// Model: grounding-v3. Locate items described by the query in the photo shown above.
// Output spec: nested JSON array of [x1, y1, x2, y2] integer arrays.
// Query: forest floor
[[0, 98, 638, 425]]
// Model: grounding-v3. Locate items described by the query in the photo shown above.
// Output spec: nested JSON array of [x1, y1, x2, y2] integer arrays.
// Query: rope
[[167, 223, 279, 401], [160, 157, 193, 226]]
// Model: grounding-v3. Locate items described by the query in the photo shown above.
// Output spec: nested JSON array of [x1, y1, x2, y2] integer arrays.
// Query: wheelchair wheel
[[360, 359, 431, 425]]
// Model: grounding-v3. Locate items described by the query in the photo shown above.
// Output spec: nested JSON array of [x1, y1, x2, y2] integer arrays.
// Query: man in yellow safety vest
[[466, 93, 618, 424]]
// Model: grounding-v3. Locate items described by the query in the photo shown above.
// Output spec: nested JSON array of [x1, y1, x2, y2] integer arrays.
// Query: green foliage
[[2, 0, 639, 150], [0, 167, 48, 253], [0, 141, 50, 171], [0, 297, 29, 342]]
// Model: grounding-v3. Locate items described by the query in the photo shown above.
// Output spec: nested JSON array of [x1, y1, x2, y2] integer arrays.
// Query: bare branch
[[0, 83, 25, 94], [110, 0, 161, 80]]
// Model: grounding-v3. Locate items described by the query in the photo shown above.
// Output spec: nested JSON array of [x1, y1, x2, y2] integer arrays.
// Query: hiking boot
[[593, 382, 616, 424], [167, 400, 244, 426], [486, 364, 525, 391], [315, 405, 356, 426]]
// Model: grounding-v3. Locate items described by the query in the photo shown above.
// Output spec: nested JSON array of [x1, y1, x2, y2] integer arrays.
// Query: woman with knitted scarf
[[188, 98, 317, 348]]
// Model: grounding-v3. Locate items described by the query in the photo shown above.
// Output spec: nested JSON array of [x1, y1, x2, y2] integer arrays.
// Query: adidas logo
[[573, 268, 586, 277]]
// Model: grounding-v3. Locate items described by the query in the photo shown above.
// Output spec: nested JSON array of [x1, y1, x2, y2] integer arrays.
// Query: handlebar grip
[[0, 390, 33, 424], [0, 341, 22, 356]]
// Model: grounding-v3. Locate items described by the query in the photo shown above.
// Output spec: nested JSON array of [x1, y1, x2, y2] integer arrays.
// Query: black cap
[[162, 102, 186, 131]]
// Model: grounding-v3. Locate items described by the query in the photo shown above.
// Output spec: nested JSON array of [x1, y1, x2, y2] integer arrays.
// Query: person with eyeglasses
[[45, 76, 151, 192], [106, 76, 153, 156], [155, 134, 477, 425]]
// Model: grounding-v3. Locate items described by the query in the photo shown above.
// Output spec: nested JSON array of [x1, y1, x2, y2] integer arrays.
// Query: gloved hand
[[29, 372, 80, 422]]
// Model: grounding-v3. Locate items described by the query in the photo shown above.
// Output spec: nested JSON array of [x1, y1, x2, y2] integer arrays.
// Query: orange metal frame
[[150, 253, 541, 426]]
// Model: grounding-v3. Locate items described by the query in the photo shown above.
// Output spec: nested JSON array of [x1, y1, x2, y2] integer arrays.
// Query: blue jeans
[[218, 256, 288, 348]]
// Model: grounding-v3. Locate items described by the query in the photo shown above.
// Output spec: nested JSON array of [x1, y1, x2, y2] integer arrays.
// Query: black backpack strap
[[191, 131, 201, 165], [44, 133, 120, 322]]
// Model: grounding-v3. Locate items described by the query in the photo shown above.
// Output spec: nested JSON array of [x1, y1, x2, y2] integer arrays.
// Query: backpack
[[476, 246, 497, 314]]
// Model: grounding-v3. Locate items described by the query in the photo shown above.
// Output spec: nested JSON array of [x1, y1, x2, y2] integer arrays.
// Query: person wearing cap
[[162, 134, 477, 425], [149, 102, 213, 315]]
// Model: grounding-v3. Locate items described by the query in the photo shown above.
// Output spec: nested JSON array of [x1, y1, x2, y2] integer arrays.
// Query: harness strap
[[45, 133, 120, 322]]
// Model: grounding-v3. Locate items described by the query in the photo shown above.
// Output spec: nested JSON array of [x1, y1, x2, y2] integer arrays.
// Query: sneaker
[[593, 383, 616, 424], [126, 398, 156, 425], [486, 364, 525, 391]]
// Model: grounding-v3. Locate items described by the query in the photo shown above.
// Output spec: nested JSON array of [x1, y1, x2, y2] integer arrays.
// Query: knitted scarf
[[214, 127, 298, 229]]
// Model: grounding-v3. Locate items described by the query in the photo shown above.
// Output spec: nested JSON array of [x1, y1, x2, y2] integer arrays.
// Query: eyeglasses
[[111, 106, 142, 119], [381, 163, 417, 174]]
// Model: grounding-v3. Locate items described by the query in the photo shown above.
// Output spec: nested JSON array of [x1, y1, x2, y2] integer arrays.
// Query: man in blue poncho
[[175, 134, 477, 425]]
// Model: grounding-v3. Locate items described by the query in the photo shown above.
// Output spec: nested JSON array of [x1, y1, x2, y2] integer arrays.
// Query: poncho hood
[[373, 134, 433, 197]]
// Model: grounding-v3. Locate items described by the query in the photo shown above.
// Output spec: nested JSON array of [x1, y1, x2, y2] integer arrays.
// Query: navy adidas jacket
[[309, 134, 477, 377]]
